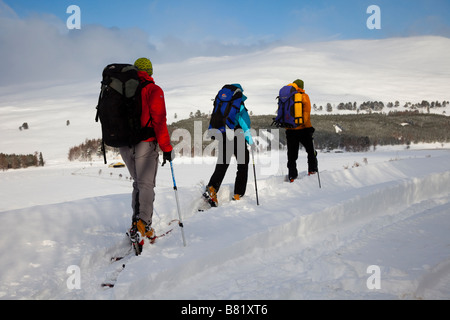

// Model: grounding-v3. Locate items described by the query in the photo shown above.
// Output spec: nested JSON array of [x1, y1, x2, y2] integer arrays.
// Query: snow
[[0, 146, 449, 300], [1, 36, 450, 301]]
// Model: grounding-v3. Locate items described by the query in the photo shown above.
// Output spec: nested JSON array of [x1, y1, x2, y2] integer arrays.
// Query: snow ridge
[[102, 155, 450, 299], [1, 150, 449, 300]]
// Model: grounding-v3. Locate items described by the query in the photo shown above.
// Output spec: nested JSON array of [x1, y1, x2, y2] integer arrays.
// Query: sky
[[1, 0, 450, 86], [4, 0, 450, 42]]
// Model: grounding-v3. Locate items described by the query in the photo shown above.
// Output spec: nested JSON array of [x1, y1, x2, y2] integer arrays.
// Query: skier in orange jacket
[[285, 79, 317, 182]]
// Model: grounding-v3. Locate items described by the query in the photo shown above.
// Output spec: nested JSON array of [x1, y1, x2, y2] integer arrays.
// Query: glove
[[244, 131, 254, 146], [162, 150, 173, 166]]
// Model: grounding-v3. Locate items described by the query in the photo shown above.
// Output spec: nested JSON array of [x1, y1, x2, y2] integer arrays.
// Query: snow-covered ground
[[0, 145, 449, 300]]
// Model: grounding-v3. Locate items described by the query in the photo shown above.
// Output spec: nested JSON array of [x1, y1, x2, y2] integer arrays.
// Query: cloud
[[0, 3, 157, 86], [3, 0, 447, 89], [405, 15, 450, 38], [0, 0, 17, 19], [0, 1, 279, 87], [0, 3, 279, 87], [150, 35, 279, 63]]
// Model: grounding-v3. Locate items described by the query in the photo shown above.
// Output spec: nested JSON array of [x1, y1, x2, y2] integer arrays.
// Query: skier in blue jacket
[[205, 84, 254, 206]]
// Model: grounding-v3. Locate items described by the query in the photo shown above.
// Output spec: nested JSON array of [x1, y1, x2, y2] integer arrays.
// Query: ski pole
[[101, 140, 107, 164], [313, 140, 322, 189], [317, 165, 322, 189], [169, 161, 187, 247], [251, 146, 260, 206]]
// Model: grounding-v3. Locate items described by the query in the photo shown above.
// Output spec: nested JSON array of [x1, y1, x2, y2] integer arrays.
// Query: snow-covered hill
[[1, 36, 450, 302], [0, 36, 449, 162]]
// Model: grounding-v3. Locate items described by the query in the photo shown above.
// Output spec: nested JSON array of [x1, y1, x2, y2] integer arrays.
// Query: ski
[[131, 238, 143, 256], [101, 247, 134, 289], [101, 262, 126, 288], [198, 192, 217, 212], [126, 230, 143, 256], [194, 182, 217, 212], [111, 256, 126, 262], [101, 224, 176, 289], [198, 197, 212, 212], [108, 224, 177, 262], [149, 227, 174, 244], [198, 203, 211, 212]]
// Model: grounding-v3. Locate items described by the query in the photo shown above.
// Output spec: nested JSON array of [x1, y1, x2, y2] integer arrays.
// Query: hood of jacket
[[290, 82, 305, 94], [231, 83, 247, 102], [137, 70, 155, 83]]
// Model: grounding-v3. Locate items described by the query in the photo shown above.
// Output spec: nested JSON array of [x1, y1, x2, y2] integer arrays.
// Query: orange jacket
[[137, 71, 173, 153], [286, 82, 312, 130]]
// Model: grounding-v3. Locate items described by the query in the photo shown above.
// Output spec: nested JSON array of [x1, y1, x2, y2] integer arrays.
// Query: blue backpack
[[272, 85, 304, 128], [209, 84, 243, 133]]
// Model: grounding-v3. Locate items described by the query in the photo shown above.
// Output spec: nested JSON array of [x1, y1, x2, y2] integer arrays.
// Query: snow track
[[108, 155, 450, 299], [1, 149, 449, 299]]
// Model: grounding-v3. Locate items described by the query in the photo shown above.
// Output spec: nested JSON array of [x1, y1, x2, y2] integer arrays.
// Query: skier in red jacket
[[119, 57, 173, 250]]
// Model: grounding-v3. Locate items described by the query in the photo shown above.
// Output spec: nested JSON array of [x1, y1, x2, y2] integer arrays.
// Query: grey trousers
[[119, 141, 159, 226]]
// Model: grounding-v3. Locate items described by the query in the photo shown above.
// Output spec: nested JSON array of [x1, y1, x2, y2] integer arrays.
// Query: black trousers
[[208, 131, 250, 196], [286, 127, 318, 178]]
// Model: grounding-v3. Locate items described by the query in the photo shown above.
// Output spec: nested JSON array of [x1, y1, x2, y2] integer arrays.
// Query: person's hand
[[162, 150, 174, 166]]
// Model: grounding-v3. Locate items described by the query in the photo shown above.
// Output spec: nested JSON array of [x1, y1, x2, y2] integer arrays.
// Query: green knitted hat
[[134, 57, 153, 76], [293, 79, 304, 89]]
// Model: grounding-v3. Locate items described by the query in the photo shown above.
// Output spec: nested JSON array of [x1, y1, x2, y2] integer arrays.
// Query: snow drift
[[0, 148, 449, 300]]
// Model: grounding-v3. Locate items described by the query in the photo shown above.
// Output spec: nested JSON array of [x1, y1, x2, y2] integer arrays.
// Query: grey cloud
[[0, 13, 157, 86]]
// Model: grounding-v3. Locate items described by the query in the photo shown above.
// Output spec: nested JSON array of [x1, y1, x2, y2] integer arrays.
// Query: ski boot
[[128, 222, 143, 255], [232, 194, 243, 201], [136, 219, 156, 244], [203, 186, 218, 207], [128, 219, 156, 255]]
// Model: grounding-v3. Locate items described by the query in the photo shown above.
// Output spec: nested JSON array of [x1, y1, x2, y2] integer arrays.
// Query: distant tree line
[[68, 138, 119, 161], [297, 112, 449, 151], [236, 111, 450, 152], [179, 100, 449, 119], [69, 108, 450, 161], [0, 152, 44, 170], [314, 100, 449, 114], [166, 110, 450, 154]]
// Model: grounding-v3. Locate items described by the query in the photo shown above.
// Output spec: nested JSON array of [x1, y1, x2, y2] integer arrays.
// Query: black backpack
[[95, 64, 155, 162], [209, 84, 243, 133]]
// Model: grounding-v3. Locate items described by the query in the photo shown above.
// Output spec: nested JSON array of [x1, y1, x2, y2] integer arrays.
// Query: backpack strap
[[138, 79, 155, 129]]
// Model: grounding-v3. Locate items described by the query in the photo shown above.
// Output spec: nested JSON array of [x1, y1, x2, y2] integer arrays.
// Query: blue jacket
[[232, 84, 254, 145]]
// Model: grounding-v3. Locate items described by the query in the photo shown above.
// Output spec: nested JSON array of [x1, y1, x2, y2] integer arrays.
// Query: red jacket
[[137, 71, 173, 153]]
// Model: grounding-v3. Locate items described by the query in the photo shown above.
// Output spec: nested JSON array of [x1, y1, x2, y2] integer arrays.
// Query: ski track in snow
[[1, 149, 449, 300]]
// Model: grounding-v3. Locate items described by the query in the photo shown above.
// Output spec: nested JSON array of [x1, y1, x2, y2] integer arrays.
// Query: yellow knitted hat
[[134, 57, 153, 76]]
